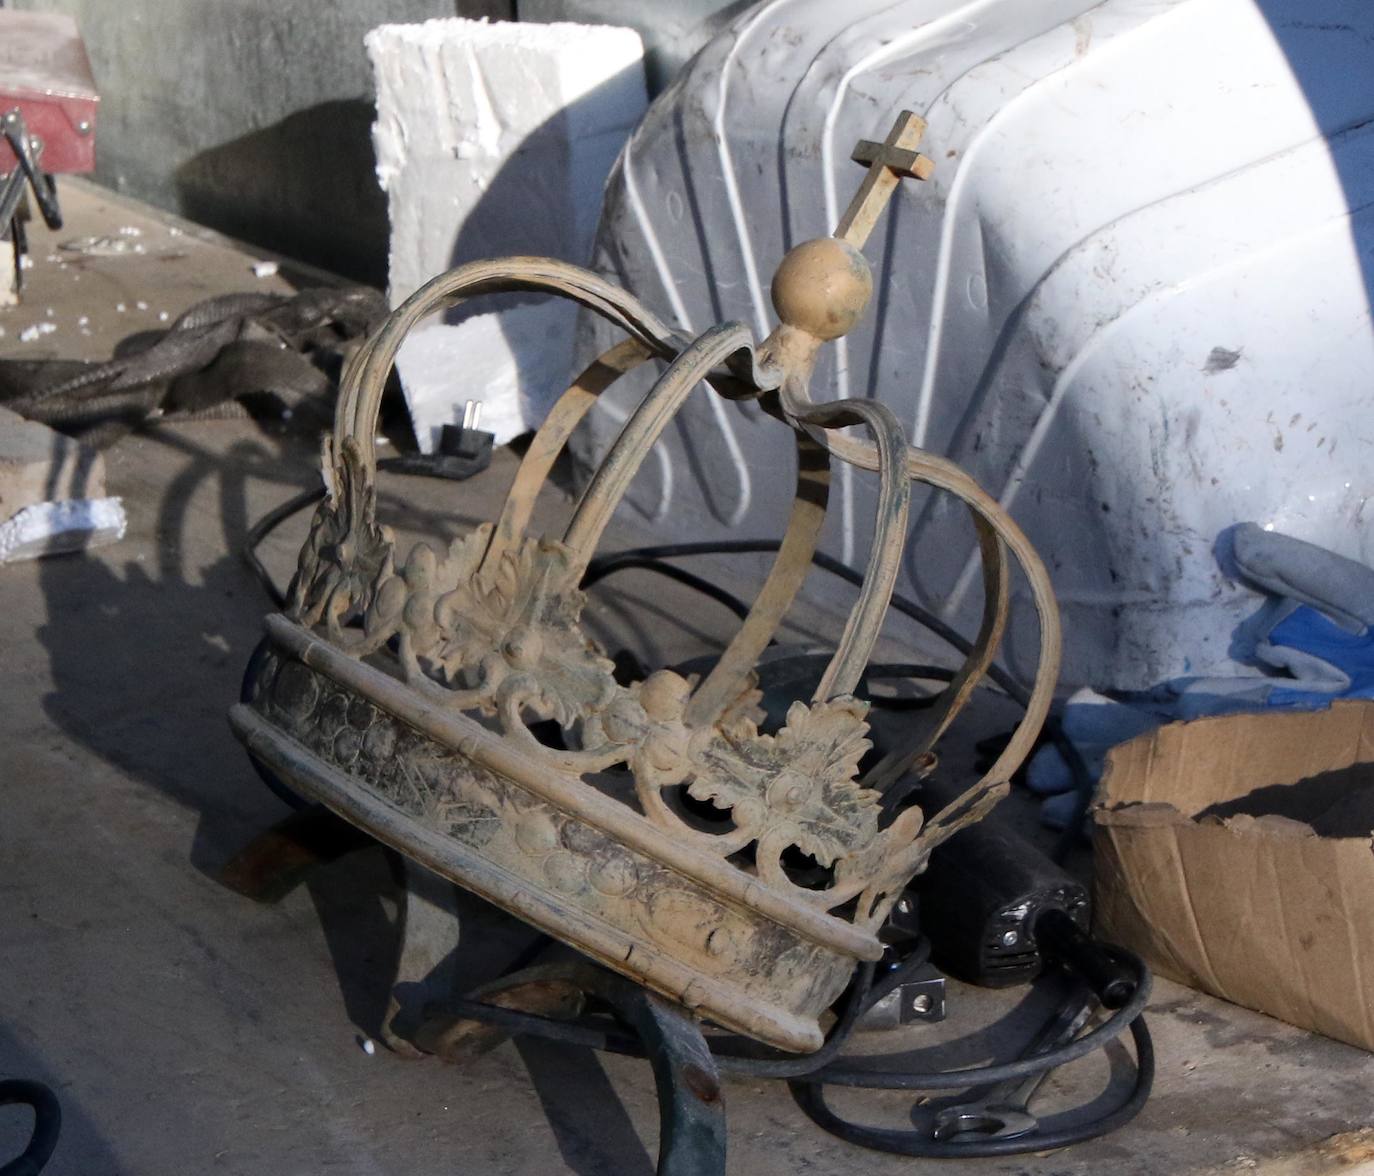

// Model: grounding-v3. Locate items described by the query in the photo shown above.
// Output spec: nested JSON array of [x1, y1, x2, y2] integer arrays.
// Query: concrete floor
[[3, 183, 1374, 1176]]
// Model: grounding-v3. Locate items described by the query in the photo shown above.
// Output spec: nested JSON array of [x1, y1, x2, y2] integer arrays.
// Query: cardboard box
[[1093, 699, 1374, 1052]]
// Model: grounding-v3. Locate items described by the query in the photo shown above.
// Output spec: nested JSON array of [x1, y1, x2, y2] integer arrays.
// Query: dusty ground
[[2, 182, 1374, 1175]]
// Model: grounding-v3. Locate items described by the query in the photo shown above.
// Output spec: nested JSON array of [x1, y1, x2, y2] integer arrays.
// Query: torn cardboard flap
[[1094, 700, 1374, 1054], [1096, 801, 1188, 829], [1200, 812, 1322, 838], [1098, 699, 1374, 815]]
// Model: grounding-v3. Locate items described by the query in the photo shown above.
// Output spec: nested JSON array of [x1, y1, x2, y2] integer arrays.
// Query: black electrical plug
[[379, 399, 494, 481]]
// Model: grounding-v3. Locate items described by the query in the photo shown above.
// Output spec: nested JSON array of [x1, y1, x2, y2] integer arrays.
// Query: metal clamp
[[1, 108, 62, 230]]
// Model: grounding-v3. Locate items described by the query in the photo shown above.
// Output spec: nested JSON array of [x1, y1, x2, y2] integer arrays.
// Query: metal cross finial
[[834, 110, 934, 247]]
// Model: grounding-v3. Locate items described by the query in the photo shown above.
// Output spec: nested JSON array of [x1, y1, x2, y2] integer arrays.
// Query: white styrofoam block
[[0, 497, 127, 563], [396, 301, 578, 451], [367, 17, 646, 450]]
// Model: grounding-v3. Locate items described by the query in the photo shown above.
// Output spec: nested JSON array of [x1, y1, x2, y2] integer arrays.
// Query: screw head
[[76, 119, 92, 135], [1000, 929, 1019, 948], [911, 993, 933, 1014]]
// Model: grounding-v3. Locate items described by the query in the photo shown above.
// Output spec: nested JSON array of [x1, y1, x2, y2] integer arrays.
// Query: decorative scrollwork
[[289, 437, 393, 637], [285, 470, 940, 912], [688, 698, 884, 892]]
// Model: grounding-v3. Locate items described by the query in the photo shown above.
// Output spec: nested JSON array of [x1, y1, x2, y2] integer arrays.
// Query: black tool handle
[[1035, 908, 1137, 1009]]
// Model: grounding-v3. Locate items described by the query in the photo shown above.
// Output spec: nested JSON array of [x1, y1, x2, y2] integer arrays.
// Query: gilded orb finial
[[770, 237, 874, 341], [768, 111, 934, 347]]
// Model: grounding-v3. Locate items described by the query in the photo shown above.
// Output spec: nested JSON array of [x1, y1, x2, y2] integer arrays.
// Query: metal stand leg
[[412, 961, 728, 1176], [604, 979, 727, 1176], [381, 859, 466, 1056]]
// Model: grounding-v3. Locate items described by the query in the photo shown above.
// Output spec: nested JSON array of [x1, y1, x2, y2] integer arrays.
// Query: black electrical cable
[[800, 948, 1151, 1091], [789, 1016, 1155, 1158], [864, 663, 957, 683], [247, 506, 1019, 715], [438, 960, 892, 1076], [583, 555, 754, 621], [440, 942, 1154, 1157], [586, 540, 1027, 702], [243, 485, 325, 609], [854, 662, 951, 711], [436, 954, 895, 1073], [707, 944, 916, 1077], [446, 944, 1150, 1089], [0, 1079, 61, 1176]]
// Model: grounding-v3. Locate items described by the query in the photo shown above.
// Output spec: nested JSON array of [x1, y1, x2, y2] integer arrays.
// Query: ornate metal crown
[[229, 113, 1061, 1053]]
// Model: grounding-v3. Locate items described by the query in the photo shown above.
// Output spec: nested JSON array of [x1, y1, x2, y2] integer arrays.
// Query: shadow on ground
[[28, 418, 684, 1174]]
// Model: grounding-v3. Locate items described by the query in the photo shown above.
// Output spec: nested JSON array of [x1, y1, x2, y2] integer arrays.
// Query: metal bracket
[[2, 106, 63, 299], [857, 968, 947, 1031], [1, 108, 61, 229]]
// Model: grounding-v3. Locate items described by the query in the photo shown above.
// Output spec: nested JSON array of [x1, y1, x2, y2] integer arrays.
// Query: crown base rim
[[260, 615, 883, 958], [231, 704, 842, 1052], [230, 630, 884, 1052]]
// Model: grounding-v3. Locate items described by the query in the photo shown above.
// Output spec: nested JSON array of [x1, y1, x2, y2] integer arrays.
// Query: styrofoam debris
[[18, 322, 57, 342], [60, 235, 141, 256], [0, 497, 127, 563], [252, 260, 279, 278]]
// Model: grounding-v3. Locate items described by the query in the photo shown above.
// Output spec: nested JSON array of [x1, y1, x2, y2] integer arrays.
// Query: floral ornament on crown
[[289, 436, 393, 638], [360, 524, 619, 729], [686, 697, 885, 893]]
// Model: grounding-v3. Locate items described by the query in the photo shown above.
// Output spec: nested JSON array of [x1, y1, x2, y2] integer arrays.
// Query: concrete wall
[[6, 0, 511, 284]]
